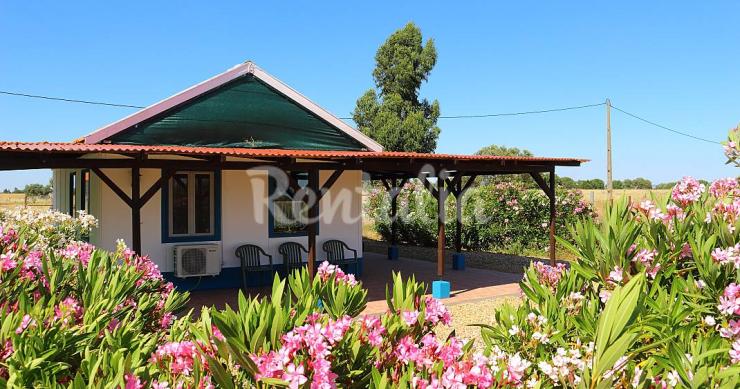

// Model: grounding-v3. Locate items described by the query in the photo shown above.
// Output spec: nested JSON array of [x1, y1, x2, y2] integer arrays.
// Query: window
[[162, 171, 221, 242], [269, 172, 313, 237], [68, 172, 77, 216]]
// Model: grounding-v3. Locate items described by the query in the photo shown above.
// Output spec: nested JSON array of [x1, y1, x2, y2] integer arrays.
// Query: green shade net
[[106, 75, 367, 150]]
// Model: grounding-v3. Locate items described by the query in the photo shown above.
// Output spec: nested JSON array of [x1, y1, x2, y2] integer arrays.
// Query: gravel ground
[[436, 296, 522, 351]]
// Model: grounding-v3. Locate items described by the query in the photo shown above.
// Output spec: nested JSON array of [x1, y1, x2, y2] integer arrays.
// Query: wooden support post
[[437, 178, 446, 278], [548, 167, 556, 265], [307, 169, 319, 278], [391, 189, 398, 247], [455, 194, 462, 253], [131, 167, 142, 255]]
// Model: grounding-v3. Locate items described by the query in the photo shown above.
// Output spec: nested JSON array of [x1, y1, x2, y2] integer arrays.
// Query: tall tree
[[353, 23, 440, 153]]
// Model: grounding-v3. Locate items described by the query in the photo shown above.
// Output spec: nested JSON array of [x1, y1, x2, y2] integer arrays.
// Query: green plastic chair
[[322, 239, 359, 269], [279, 242, 309, 275], [235, 244, 273, 290]]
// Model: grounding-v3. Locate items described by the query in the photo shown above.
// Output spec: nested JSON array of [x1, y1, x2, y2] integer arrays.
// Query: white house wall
[[66, 168, 363, 273]]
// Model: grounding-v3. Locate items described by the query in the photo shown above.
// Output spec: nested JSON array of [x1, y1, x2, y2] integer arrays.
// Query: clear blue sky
[[1, 1, 738, 190]]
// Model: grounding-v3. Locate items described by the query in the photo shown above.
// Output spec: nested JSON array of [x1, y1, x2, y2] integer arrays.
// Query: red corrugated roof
[[0, 141, 587, 164]]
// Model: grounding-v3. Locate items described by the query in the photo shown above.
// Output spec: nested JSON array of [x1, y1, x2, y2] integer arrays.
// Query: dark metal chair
[[322, 239, 359, 270], [235, 244, 273, 290], [279, 242, 309, 275]]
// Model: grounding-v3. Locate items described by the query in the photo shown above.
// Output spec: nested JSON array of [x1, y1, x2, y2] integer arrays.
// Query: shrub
[[478, 176, 740, 387], [365, 180, 594, 252], [0, 210, 188, 387]]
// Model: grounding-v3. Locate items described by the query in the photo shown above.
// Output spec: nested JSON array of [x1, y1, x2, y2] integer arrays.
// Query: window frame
[[268, 171, 318, 238], [161, 170, 221, 243]]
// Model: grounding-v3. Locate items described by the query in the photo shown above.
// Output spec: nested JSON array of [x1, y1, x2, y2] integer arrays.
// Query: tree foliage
[[475, 144, 534, 157], [353, 23, 440, 153]]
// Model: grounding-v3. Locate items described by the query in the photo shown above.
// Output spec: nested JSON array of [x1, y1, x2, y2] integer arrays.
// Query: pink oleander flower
[[395, 335, 421, 364], [710, 177, 739, 198], [632, 248, 660, 278], [15, 314, 36, 335], [317, 261, 359, 286], [607, 266, 623, 284], [424, 296, 452, 326], [719, 319, 740, 339], [54, 297, 84, 326], [402, 310, 420, 326], [680, 243, 692, 259], [730, 339, 740, 364], [359, 315, 385, 347], [533, 261, 567, 290], [60, 242, 95, 267], [0, 252, 17, 273], [711, 244, 740, 269], [713, 199, 740, 226], [671, 176, 705, 207], [718, 283, 740, 316], [284, 363, 308, 389], [125, 373, 144, 389], [150, 341, 204, 376], [599, 289, 612, 303], [160, 312, 174, 329], [506, 353, 531, 385]]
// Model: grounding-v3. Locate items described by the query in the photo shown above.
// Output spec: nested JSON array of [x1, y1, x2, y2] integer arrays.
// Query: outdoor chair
[[322, 239, 359, 272], [235, 244, 273, 290], [279, 242, 309, 275]]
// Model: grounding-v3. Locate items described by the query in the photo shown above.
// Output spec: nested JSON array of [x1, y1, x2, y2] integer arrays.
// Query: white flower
[[666, 370, 679, 387], [508, 325, 521, 336], [631, 367, 643, 388], [703, 315, 716, 326]]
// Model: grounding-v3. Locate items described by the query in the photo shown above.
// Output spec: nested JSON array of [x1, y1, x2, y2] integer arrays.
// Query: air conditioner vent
[[174, 244, 221, 278]]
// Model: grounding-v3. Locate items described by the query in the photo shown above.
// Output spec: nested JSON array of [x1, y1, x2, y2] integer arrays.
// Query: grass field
[[580, 189, 670, 216], [0, 194, 52, 210]]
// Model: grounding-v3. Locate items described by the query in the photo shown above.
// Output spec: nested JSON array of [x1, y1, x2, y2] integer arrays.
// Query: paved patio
[[186, 252, 523, 315]]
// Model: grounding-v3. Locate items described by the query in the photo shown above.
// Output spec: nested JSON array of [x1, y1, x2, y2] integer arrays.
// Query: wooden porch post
[[307, 168, 319, 278], [391, 190, 398, 247], [548, 167, 556, 265], [131, 167, 142, 255], [455, 194, 462, 253], [436, 178, 446, 278]]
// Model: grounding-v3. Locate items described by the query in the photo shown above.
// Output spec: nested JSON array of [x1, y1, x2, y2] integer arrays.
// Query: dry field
[[0, 194, 52, 210], [580, 189, 670, 216]]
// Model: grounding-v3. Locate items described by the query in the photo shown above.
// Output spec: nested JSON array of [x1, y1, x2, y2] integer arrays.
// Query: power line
[[0, 89, 724, 145], [610, 105, 721, 145], [1, 88, 604, 120], [0, 90, 145, 109], [338, 102, 605, 120]]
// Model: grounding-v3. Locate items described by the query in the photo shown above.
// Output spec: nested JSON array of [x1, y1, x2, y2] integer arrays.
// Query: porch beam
[[138, 170, 174, 207], [422, 177, 439, 198], [91, 167, 133, 208], [529, 172, 553, 200], [317, 169, 344, 200]]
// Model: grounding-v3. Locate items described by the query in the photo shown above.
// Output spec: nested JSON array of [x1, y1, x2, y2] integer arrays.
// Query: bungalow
[[0, 61, 585, 291]]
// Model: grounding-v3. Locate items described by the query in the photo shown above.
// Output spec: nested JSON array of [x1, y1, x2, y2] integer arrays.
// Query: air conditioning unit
[[173, 244, 221, 278]]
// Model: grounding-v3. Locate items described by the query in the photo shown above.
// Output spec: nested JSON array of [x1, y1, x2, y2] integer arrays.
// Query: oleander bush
[[2, 176, 740, 388], [478, 176, 740, 388], [364, 180, 595, 253]]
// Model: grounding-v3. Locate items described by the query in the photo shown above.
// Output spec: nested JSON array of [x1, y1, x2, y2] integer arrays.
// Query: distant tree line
[[474, 143, 708, 190], [1, 181, 53, 197]]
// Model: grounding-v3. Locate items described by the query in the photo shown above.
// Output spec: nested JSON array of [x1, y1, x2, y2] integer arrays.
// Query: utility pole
[[606, 98, 613, 202]]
